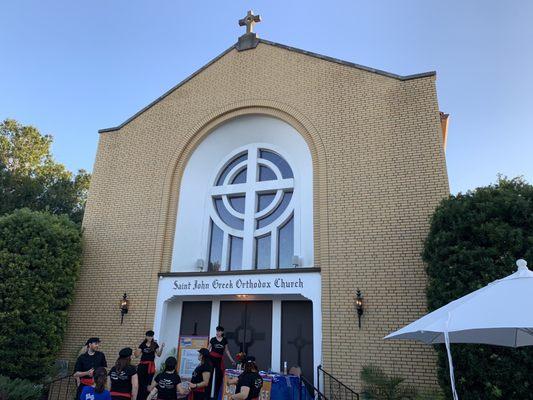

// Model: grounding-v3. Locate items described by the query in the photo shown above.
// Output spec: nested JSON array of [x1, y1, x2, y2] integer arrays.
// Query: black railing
[[299, 374, 328, 400], [43, 374, 77, 400], [317, 365, 360, 400]]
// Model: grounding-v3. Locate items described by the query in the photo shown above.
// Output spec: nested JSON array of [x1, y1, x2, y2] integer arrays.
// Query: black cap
[[86, 337, 100, 345], [245, 356, 256, 363], [119, 347, 133, 358], [145, 330, 155, 337], [198, 348, 210, 357]]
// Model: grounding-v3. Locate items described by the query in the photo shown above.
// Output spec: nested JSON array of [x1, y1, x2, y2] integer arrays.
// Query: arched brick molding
[[154, 100, 330, 276]]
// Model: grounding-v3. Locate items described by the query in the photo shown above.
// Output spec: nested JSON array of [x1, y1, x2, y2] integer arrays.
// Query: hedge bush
[[423, 177, 533, 399], [0, 375, 42, 400], [0, 209, 82, 381]]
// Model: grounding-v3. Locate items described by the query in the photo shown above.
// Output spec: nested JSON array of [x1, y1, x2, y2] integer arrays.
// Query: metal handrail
[[317, 365, 360, 400], [299, 374, 328, 400], [43, 374, 77, 400]]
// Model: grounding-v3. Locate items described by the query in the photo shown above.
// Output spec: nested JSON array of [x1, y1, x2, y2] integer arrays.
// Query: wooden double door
[[219, 301, 273, 370], [178, 300, 314, 382]]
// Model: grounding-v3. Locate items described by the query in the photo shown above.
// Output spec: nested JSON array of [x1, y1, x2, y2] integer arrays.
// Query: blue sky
[[1, 1, 532, 194]]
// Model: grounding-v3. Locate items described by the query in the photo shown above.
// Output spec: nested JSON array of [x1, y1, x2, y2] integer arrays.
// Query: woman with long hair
[[135, 330, 164, 400], [226, 356, 263, 400], [146, 356, 188, 400], [187, 348, 213, 400], [108, 348, 139, 400], [80, 367, 112, 400], [208, 326, 234, 400]]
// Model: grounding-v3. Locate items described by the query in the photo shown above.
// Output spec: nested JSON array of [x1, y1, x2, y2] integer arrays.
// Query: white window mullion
[[221, 233, 229, 271], [270, 228, 278, 269], [242, 146, 258, 269], [210, 183, 247, 196], [293, 188, 301, 266], [208, 144, 296, 272], [255, 178, 294, 192]]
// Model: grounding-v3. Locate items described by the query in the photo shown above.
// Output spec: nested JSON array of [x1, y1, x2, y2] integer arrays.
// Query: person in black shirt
[[208, 326, 234, 400], [227, 356, 263, 400], [74, 337, 108, 400], [147, 356, 187, 400], [188, 348, 213, 400], [108, 348, 138, 400], [134, 330, 165, 400]]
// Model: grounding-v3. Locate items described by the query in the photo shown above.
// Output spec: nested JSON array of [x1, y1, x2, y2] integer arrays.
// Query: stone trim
[[236, 33, 260, 51], [158, 267, 321, 278]]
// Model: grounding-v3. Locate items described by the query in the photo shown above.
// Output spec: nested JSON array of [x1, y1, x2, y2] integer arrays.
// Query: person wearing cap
[[226, 356, 263, 400], [134, 330, 165, 400], [146, 356, 188, 400], [188, 348, 213, 400], [208, 326, 234, 400], [108, 347, 138, 400], [74, 337, 108, 400]]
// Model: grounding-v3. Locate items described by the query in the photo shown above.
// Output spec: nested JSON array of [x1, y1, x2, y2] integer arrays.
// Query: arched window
[[207, 145, 295, 270], [171, 114, 313, 272]]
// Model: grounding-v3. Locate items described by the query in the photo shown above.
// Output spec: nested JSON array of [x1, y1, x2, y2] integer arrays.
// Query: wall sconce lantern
[[120, 293, 130, 324], [355, 289, 364, 329]]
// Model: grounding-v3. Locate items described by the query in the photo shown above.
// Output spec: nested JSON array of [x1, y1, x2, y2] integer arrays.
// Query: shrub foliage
[[0, 209, 82, 381], [0, 375, 42, 400], [423, 177, 533, 399], [360, 365, 417, 399]]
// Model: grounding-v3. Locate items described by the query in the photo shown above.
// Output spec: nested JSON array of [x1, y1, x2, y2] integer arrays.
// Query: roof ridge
[[258, 39, 436, 81], [99, 39, 436, 133]]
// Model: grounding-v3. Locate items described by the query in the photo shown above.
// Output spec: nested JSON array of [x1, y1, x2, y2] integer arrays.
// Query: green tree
[[423, 177, 533, 400], [0, 119, 90, 223], [0, 209, 82, 381]]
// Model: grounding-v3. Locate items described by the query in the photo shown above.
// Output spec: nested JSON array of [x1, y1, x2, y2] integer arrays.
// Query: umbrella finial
[[516, 259, 528, 271]]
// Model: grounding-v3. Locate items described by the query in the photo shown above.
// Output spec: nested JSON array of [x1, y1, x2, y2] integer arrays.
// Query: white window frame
[[202, 143, 300, 270]]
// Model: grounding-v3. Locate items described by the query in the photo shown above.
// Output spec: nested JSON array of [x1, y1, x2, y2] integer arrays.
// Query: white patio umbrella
[[384, 259, 533, 400]]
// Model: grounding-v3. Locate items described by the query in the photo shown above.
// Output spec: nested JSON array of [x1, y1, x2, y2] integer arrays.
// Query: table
[[220, 369, 313, 400]]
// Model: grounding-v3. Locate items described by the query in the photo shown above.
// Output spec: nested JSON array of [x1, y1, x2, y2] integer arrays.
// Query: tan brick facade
[[60, 40, 449, 391]]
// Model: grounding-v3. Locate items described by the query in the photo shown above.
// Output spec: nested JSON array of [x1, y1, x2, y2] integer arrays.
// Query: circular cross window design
[[207, 145, 295, 270]]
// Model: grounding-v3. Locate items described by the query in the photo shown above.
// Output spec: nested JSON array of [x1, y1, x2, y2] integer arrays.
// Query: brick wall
[[60, 41, 449, 391]]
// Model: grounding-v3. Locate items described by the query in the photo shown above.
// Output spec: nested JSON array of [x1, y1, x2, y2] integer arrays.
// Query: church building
[[61, 12, 450, 392]]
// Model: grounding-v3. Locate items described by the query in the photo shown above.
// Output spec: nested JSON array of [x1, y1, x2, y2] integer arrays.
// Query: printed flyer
[[177, 335, 209, 378]]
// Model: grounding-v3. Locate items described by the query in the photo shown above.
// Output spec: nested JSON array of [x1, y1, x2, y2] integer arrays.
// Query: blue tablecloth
[[270, 373, 312, 400], [221, 370, 313, 400]]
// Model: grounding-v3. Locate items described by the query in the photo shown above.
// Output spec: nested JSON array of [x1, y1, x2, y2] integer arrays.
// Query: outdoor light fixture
[[292, 255, 301, 267], [355, 289, 364, 329], [120, 293, 130, 324], [196, 258, 205, 272]]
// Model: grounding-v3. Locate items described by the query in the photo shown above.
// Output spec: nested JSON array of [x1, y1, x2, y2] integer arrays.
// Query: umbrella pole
[[444, 329, 459, 400]]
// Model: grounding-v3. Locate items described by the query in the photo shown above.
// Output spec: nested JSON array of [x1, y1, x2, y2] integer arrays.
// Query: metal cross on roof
[[239, 10, 261, 34]]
